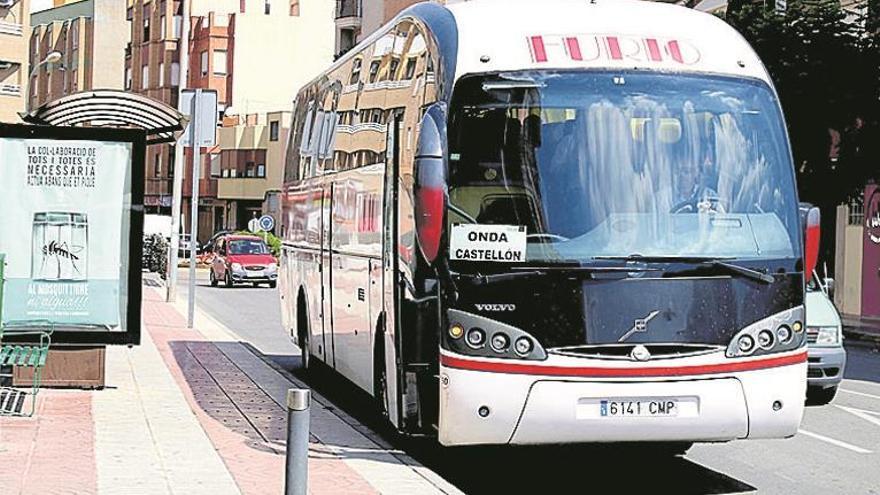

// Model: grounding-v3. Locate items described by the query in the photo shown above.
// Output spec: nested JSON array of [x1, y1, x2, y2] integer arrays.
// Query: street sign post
[[177, 89, 218, 328], [259, 215, 275, 232], [248, 217, 262, 233]]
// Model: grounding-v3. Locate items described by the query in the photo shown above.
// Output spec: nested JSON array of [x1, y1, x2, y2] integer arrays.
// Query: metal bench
[[0, 254, 52, 417]]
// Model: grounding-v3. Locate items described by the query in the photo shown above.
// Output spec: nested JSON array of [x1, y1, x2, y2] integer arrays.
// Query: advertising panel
[[0, 124, 144, 345]]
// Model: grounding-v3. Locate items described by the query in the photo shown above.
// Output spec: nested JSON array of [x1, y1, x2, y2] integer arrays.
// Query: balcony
[[145, 178, 173, 196], [335, 0, 361, 28], [0, 21, 23, 36]]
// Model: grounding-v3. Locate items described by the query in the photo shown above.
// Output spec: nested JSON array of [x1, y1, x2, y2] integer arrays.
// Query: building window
[[210, 154, 221, 178], [159, 62, 165, 85], [200, 51, 208, 76], [387, 58, 400, 81], [368, 61, 380, 83], [71, 21, 79, 49], [171, 62, 180, 86], [404, 58, 417, 79], [143, 6, 150, 40], [270, 121, 280, 141], [173, 15, 182, 39], [142, 64, 149, 88], [349, 58, 361, 85], [257, 164, 266, 178], [264, 0, 271, 15], [160, 15, 166, 39], [246, 162, 255, 177], [154, 153, 161, 177], [169, 149, 175, 176], [213, 50, 227, 75], [290, 0, 299, 16], [125, 67, 132, 89], [230, 168, 237, 178]]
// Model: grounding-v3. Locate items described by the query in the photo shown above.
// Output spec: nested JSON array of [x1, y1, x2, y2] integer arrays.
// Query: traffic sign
[[259, 215, 275, 232], [248, 218, 262, 233]]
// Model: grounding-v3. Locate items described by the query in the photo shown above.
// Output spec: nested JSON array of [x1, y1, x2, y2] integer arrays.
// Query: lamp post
[[26, 50, 63, 111]]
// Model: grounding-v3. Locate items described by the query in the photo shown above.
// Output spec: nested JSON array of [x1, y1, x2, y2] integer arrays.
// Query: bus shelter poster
[[0, 137, 131, 330]]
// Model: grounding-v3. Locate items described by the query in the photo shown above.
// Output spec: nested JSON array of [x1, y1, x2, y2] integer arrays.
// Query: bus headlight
[[514, 337, 533, 356], [813, 326, 841, 346], [466, 328, 486, 348], [776, 325, 793, 344], [737, 335, 756, 354], [757, 329, 775, 350], [490, 333, 509, 352]]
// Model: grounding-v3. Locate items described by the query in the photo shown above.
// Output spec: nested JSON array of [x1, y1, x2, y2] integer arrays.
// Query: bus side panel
[[330, 167, 384, 393]]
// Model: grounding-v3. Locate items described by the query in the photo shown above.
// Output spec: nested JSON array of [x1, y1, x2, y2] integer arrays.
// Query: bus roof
[[443, 0, 769, 83]]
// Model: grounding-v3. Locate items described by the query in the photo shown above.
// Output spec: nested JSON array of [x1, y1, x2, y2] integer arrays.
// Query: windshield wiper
[[593, 254, 774, 284], [456, 264, 661, 286]]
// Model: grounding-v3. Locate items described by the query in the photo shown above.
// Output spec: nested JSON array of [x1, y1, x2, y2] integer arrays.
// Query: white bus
[[280, 0, 819, 450]]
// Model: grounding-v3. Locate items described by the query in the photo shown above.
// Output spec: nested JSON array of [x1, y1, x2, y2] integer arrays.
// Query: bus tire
[[373, 317, 389, 421], [297, 292, 310, 371]]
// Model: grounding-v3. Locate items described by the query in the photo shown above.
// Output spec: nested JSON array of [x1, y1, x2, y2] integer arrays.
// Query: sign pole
[[167, 0, 190, 303], [187, 88, 201, 328]]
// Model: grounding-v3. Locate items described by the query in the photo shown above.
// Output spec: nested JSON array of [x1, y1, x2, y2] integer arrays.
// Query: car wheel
[[210, 269, 218, 287], [225, 270, 234, 288], [807, 385, 838, 405], [268, 281, 277, 289]]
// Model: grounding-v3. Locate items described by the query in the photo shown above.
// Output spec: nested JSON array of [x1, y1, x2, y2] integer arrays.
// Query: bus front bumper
[[438, 352, 806, 446]]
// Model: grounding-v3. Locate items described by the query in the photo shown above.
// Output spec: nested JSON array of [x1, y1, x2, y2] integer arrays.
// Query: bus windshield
[[447, 71, 801, 266]]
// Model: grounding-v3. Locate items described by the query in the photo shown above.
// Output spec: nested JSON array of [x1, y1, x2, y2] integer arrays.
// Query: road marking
[[840, 388, 880, 401], [837, 405, 880, 428], [797, 429, 873, 454]]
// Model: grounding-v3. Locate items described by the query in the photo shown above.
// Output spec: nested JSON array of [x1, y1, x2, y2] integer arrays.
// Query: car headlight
[[231, 262, 243, 271], [266, 263, 277, 272], [813, 326, 841, 346]]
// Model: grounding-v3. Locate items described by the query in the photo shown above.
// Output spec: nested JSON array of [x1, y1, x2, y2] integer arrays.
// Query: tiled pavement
[[0, 285, 460, 495]]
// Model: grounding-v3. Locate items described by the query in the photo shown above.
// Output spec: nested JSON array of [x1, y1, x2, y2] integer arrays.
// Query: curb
[[843, 328, 880, 348]]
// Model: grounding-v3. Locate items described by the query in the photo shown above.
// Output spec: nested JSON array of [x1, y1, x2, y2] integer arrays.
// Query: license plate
[[246, 271, 263, 277], [599, 398, 678, 417]]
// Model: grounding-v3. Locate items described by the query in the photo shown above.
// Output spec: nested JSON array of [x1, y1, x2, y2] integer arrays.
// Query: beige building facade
[[0, 0, 31, 123], [127, 0, 333, 239], [29, 0, 128, 110]]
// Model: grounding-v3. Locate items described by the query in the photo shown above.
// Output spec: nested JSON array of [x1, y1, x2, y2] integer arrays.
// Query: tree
[[723, 0, 879, 266]]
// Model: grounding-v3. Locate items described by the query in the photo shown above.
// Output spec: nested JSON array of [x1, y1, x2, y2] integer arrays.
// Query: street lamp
[[26, 50, 64, 111]]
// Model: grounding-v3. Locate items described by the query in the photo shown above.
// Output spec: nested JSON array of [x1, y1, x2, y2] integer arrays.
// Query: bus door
[[382, 110, 405, 428], [320, 183, 333, 366]]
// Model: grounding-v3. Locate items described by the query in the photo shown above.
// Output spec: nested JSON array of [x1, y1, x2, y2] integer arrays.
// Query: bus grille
[[549, 343, 722, 360]]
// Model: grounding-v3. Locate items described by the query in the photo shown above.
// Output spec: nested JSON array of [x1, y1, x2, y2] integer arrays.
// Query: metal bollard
[[285, 388, 310, 495]]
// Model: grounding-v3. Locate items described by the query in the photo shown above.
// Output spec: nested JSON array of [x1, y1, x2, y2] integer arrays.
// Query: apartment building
[[215, 111, 290, 230], [0, 0, 30, 123], [127, 0, 333, 240], [335, 0, 451, 56], [29, 0, 128, 110]]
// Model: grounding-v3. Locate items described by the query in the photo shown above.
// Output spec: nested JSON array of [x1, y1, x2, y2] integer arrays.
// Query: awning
[[20, 89, 189, 145]]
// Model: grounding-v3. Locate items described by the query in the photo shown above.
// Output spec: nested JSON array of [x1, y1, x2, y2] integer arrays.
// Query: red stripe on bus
[[667, 40, 684, 63], [530, 36, 548, 62], [441, 351, 806, 377], [606, 36, 622, 60], [565, 37, 583, 61], [645, 38, 662, 61]]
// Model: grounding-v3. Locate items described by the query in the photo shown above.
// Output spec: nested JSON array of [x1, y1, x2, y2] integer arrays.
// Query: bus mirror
[[414, 111, 447, 265], [803, 206, 820, 284]]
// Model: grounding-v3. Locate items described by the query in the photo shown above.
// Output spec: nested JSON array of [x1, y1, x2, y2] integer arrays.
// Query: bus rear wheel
[[373, 320, 389, 421], [297, 294, 310, 371]]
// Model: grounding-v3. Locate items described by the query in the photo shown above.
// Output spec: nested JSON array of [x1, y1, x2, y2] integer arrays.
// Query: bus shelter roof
[[20, 90, 188, 145]]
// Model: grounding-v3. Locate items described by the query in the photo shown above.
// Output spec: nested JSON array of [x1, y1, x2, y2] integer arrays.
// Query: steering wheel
[[526, 233, 570, 242], [671, 195, 728, 214]]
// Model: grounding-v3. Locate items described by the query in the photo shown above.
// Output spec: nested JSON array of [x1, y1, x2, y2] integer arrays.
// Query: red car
[[209, 235, 278, 288]]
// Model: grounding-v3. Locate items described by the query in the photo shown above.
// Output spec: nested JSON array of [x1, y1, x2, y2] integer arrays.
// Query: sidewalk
[[0, 285, 461, 495]]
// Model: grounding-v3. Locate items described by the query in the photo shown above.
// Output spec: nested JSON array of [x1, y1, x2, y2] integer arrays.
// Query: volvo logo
[[618, 310, 661, 342], [475, 304, 516, 312], [630, 345, 652, 362]]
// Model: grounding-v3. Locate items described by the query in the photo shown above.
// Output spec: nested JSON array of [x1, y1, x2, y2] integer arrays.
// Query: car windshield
[[228, 239, 268, 255], [447, 70, 801, 265]]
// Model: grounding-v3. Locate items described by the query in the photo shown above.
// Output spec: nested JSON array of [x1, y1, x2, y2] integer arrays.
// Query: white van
[[806, 275, 846, 404]]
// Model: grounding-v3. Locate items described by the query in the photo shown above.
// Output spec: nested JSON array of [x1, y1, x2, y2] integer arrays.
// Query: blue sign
[[259, 215, 275, 232]]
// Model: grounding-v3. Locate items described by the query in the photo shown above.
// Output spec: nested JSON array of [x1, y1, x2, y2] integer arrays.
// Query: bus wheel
[[373, 322, 389, 421], [297, 294, 310, 371]]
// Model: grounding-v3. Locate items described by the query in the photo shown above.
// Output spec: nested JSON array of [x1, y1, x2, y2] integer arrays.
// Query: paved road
[[182, 270, 880, 494]]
